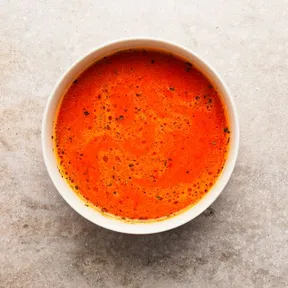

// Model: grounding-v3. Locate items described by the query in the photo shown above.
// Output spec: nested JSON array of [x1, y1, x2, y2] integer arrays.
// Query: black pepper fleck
[[224, 127, 230, 133]]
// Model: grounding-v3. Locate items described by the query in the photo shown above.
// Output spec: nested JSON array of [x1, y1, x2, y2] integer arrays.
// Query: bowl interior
[[42, 38, 239, 234]]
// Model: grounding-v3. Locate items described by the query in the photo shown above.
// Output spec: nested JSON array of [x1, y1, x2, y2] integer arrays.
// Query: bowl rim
[[42, 37, 239, 234]]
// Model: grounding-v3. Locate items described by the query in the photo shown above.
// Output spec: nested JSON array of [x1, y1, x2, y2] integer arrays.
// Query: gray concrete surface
[[1, 1, 288, 287]]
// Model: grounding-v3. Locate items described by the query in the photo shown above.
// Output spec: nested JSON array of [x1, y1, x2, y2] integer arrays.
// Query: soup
[[54, 49, 230, 221]]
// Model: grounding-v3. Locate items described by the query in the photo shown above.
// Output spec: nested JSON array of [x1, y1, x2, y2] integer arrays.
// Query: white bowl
[[42, 38, 239, 234]]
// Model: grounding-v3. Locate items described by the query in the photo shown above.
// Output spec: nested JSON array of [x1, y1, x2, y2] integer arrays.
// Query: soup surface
[[54, 49, 230, 220]]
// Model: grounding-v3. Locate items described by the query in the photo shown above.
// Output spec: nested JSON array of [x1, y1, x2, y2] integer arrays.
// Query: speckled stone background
[[1, 1, 287, 287]]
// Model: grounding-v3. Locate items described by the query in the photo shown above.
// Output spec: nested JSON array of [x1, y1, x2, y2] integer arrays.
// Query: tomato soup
[[54, 49, 230, 221]]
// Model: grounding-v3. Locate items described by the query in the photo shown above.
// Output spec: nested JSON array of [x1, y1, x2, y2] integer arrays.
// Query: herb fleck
[[169, 87, 175, 91], [129, 163, 134, 168], [75, 185, 79, 190], [118, 115, 124, 121], [84, 111, 89, 116], [224, 127, 230, 133], [156, 195, 163, 200]]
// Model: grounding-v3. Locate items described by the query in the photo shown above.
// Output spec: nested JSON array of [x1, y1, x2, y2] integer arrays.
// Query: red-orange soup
[[54, 49, 230, 221]]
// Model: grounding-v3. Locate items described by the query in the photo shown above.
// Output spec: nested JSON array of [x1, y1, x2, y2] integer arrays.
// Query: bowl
[[42, 38, 239, 234]]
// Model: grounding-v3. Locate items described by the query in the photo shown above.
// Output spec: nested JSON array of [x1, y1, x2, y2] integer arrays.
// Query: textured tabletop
[[1, 1, 287, 287]]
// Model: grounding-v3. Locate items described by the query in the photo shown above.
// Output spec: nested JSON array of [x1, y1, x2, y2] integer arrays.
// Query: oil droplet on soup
[[54, 49, 230, 220]]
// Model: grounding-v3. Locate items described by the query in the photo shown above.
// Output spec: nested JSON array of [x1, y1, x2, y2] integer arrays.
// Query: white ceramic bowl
[[42, 38, 239, 234]]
